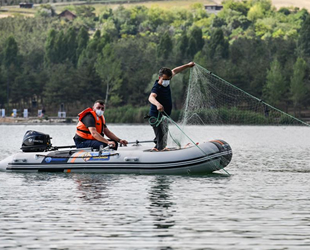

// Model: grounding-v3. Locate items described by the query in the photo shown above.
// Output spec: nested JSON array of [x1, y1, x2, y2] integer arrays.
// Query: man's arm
[[171, 62, 195, 77], [103, 127, 128, 146], [89, 127, 115, 147], [148, 92, 164, 112]]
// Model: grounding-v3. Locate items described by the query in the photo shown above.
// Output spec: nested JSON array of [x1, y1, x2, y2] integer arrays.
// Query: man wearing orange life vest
[[74, 100, 128, 149]]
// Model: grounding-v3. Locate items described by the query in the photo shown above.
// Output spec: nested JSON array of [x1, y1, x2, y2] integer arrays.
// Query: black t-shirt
[[81, 113, 97, 127], [74, 113, 106, 141], [149, 80, 172, 117]]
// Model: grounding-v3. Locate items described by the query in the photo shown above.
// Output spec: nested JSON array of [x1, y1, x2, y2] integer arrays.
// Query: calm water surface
[[0, 125, 309, 249]]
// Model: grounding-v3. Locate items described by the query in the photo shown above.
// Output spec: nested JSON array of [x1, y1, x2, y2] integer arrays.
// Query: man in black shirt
[[148, 62, 195, 151]]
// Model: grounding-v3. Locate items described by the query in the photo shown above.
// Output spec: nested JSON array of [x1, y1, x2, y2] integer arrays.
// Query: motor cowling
[[21, 130, 52, 152], [210, 139, 232, 168]]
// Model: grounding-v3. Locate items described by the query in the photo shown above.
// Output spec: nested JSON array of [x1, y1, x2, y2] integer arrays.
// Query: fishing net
[[165, 63, 309, 148]]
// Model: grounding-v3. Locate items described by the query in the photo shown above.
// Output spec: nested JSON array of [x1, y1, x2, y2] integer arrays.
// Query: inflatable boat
[[0, 131, 232, 175]]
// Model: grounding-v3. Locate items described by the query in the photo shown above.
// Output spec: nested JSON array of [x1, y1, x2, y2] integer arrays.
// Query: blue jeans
[[74, 138, 118, 150]]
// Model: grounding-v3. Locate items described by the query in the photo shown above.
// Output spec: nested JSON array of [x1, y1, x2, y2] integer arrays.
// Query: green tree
[[44, 29, 57, 67], [95, 44, 123, 106], [75, 32, 106, 105], [64, 27, 77, 66], [35, 4, 56, 17], [114, 37, 157, 106], [263, 59, 288, 107], [247, 4, 264, 22], [0, 72, 6, 107], [11, 48, 46, 109], [187, 26, 204, 57], [75, 5, 95, 18], [3, 35, 19, 105], [157, 32, 173, 60], [175, 31, 189, 63], [55, 30, 66, 63], [297, 15, 310, 59], [190, 3, 208, 21], [247, 0, 273, 22], [278, 7, 290, 16], [290, 57, 308, 115], [3, 35, 18, 69], [222, 0, 249, 16], [44, 63, 78, 110], [99, 7, 113, 21], [147, 6, 165, 31], [206, 28, 228, 59], [76, 27, 89, 62]]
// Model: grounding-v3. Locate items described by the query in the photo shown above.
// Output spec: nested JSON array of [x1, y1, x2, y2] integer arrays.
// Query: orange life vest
[[76, 108, 106, 140]]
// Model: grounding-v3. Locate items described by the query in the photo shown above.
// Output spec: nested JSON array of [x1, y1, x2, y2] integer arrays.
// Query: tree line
[[0, 0, 310, 119]]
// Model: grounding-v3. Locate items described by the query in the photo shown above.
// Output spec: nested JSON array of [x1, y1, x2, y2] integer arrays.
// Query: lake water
[[0, 124, 309, 249]]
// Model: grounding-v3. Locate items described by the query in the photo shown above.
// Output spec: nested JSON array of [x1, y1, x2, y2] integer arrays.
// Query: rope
[[148, 112, 164, 127], [149, 112, 181, 148]]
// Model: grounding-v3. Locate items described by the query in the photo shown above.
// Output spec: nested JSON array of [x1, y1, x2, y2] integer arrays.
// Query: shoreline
[[1, 117, 309, 126], [0, 117, 78, 125], [0, 117, 149, 126]]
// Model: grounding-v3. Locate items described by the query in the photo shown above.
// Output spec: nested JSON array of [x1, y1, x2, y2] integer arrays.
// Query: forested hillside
[[0, 0, 309, 120]]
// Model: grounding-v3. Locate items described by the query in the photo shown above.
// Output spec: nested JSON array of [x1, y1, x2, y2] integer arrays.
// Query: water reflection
[[72, 174, 114, 203], [20, 172, 60, 183], [148, 176, 175, 230]]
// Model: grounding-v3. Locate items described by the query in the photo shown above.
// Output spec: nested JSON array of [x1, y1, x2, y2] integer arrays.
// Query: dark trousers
[[150, 118, 168, 150], [74, 138, 118, 150]]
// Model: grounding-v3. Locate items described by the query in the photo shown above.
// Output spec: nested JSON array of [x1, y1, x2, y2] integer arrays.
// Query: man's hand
[[108, 141, 116, 148], [157, 103, 164, 112], [187, 62, 195, 67], [119, 139, 128, 146]]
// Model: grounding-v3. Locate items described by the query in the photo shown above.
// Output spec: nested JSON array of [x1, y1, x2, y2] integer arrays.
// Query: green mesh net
[[181, 64, 309, 126], [165, 63, 309, 149]]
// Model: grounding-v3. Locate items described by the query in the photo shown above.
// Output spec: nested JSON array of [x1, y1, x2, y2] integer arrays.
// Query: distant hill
[[212, 0, 310, 10], [272, 0, 310, 10]]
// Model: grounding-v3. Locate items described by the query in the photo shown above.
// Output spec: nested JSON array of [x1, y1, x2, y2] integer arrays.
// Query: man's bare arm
[[148, 92, 164, 112], [104, 127, 128, 146], [171, 62, 195, 77], [89, 127, 115, 147]]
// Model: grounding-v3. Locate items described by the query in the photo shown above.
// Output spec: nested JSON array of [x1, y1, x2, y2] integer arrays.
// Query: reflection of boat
[[0, 131, 232, 174], [148, 176, 175, 229]]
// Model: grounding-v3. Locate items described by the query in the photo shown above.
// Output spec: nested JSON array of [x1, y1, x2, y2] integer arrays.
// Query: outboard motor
[[21, 130, 52, 152]]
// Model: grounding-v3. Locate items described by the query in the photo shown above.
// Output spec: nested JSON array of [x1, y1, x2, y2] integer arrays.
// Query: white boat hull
[[0, 140, 232, 175]]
